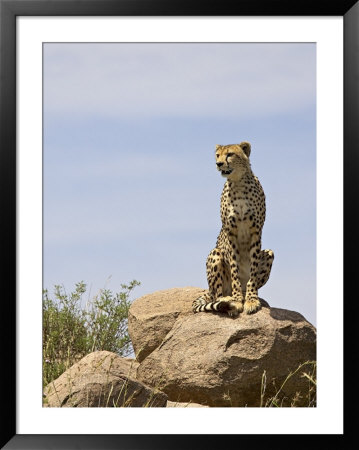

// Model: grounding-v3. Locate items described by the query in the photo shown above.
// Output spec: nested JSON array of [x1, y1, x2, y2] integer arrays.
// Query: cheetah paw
[[227, 300, 244, 317], [243, 297, 261, 314], [206, 296, 240, 316]]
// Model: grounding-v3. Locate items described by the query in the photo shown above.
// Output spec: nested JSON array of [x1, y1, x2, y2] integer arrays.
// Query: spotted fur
[[192, 142, 274, 317]]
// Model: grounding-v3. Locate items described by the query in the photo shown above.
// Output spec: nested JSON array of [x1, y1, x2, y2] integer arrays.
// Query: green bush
[[43, 280, 140, 387]]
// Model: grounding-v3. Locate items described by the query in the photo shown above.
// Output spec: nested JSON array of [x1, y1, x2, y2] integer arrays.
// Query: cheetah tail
[[192, 298, 233, 313]]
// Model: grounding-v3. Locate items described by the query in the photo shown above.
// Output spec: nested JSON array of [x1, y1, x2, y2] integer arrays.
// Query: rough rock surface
[[128, 287, 206, 362], [43, 350, 167, 407], [131, 288, 316, 407]]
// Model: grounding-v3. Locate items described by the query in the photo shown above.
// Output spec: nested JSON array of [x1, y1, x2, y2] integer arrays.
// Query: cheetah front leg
[[244, 232, 262, 314], [223, 233, 246, 316]]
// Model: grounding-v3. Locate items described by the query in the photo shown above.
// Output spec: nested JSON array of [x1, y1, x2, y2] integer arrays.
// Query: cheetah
[[192, 142, 274, 317]]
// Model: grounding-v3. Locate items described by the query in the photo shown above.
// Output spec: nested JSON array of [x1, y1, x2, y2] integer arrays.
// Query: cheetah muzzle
[[192, 141, 274, 317], [221, 169, 233, 176]]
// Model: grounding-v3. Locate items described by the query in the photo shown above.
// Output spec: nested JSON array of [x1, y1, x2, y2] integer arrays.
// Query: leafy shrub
[[43, 280, 140, 387]]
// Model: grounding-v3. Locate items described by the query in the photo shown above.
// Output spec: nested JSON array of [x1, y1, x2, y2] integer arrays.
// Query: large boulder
[[43, 350, 167, 407], [130, 288, 316, 407], [128, 287, 206, 362]]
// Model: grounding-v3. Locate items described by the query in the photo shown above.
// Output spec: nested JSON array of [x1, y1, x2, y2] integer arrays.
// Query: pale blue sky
[[43, 43, 316, 325]]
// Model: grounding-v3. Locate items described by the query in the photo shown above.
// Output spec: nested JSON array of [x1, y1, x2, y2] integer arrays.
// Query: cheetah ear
[[215, 144, 221, 150], [239, 141, 251, 157]]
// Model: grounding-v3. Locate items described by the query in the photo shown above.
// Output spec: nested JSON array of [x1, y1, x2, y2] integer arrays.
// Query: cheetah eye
[[216, 154, 220, 158]]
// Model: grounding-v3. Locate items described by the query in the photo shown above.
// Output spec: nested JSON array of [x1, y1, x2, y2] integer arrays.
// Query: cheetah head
[[215, 142, 251, 180]]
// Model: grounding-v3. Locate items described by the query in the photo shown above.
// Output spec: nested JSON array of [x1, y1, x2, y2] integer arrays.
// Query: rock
[[131, 288, 316, 407], [128, 287, 206, 362], [43, 350, 167, 407]]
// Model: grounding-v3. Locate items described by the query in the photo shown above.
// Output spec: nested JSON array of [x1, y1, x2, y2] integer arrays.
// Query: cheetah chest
[[228, 198, 253, 288], [228, 198, 252, 244]]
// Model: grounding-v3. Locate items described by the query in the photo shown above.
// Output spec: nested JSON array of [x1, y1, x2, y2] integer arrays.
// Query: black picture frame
[[1, 0, 357, 448]]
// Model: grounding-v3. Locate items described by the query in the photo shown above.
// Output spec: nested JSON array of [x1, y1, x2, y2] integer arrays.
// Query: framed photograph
[[1, 0, 356, 448]]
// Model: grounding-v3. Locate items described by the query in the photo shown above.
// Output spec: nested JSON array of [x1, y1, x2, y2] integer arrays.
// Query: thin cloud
[[43, 43, 316, 119]]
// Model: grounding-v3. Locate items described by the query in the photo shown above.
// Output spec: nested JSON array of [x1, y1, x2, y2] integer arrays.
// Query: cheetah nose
[[216, 162, 224, 167]]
